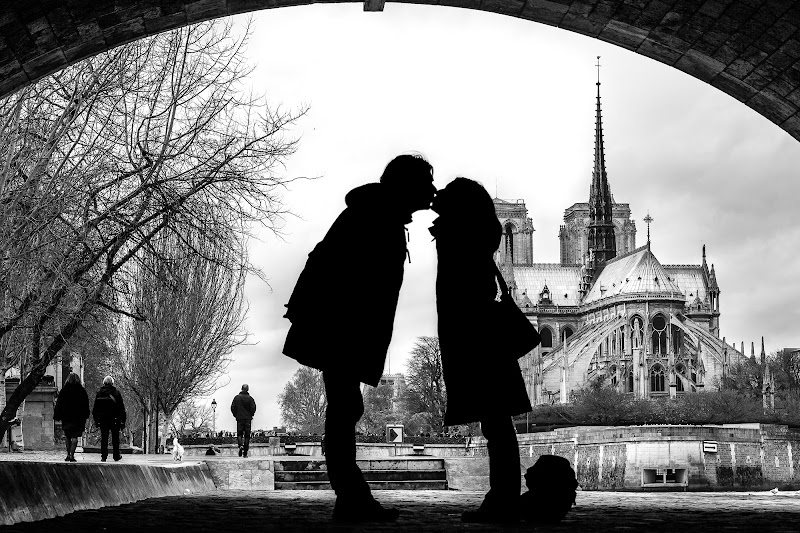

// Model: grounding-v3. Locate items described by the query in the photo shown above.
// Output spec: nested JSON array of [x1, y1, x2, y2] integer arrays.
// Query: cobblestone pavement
[[3, 489, 800, 533]]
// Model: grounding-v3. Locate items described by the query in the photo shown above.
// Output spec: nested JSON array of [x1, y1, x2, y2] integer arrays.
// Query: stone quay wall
[[476, 424, 800, 491], [0, 461, 216, 526]]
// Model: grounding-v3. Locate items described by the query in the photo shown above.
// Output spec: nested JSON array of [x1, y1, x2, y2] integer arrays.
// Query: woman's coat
[[432, 217, 532, 426]]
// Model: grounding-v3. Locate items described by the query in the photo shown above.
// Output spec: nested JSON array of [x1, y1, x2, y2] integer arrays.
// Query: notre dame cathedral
[[494, 69, 763, 406]]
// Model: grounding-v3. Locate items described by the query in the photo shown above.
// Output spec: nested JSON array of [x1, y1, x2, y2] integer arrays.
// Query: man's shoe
[[113, 455, 122, 462], [461, 508, 519, 524], [333, 499, 400, 523], [68, 456, 77, 462], [101, 457, 107, 462]]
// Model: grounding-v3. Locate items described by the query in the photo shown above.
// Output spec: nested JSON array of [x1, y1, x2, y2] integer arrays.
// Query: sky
[[202, 4, 800, 432]]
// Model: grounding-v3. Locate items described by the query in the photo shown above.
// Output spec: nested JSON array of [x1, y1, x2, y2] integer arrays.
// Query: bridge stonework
[[1, 1, 800, 141]]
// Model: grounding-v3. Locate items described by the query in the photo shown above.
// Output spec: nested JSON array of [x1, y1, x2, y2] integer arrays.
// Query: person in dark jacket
[[230, 384, 257, 457], [92, 375, 126, 462], [430, 178, 535, 524], [283, 154, 436, 523], [53, 372, 90, 462]]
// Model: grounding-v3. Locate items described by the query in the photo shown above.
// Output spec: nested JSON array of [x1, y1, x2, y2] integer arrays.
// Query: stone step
[[274, 479, 449, 491], [275, 469, 447, 483], [274, 458, 445, 472]]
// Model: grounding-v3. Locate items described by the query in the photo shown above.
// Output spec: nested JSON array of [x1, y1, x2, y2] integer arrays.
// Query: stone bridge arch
[[1, 1, 800, 141]]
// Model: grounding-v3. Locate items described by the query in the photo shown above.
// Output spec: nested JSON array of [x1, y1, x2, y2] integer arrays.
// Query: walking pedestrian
[[92, 376, 126, 462], [231, 384, 256, 457], [53, 372, 90, 462]]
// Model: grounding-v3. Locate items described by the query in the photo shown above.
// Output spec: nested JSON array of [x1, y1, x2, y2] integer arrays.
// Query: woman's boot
[[68, 438, 78, 462]]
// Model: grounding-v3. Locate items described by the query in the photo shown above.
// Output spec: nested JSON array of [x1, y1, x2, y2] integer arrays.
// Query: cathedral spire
[[587, 56, 616, 265]]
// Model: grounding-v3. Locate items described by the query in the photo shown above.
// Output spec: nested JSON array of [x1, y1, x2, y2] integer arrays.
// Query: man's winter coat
[[231, 391, 257, 421], [54, 382, 90, 425], [92, 384, 127, 428], [431, 215, 532, 426], [282, 183, 410, 386]]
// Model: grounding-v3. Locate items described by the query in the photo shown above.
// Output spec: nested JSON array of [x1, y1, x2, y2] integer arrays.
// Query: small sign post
[[386, 425, 403, 444], [703, 441, 718, 453]]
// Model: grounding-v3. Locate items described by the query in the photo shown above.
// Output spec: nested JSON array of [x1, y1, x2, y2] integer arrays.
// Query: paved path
[[2, 489, 800, 532]]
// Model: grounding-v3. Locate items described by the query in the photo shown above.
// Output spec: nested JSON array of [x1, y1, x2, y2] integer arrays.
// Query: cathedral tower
[[586, 57, 617, 265]]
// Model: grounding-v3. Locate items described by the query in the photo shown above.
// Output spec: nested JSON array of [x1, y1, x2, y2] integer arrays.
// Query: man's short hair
[[379, 154, 433, 187], [241, 384, 249, 392], [103, 376, 114, 386]]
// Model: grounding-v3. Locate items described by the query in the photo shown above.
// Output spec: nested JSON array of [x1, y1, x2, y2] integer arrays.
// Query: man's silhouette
[[283, 154, 435, 522], [231, 384, 257, 457]]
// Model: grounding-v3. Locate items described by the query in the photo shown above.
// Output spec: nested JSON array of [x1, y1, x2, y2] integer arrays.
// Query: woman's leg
[[479, 415, 521, 512], [64, 436, 71, 461], [69, 437, 79, 461]]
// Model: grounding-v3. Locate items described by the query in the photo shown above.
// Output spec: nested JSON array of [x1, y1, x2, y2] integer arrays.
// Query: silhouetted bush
[[527, 388, 800, 428]]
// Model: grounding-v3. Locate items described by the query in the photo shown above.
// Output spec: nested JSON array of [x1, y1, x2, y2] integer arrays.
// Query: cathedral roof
[[513, 264, 583, 306], [662, 265, 709, 307], [582, 245, 683, 305]]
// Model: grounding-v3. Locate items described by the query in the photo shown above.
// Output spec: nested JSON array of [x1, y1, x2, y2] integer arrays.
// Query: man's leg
[[243, 420, 251, 457], [112, 426, 121, 461], [100, 427, 109, 461], [236, 420, 244, 456], [323, 369, 370, 501]]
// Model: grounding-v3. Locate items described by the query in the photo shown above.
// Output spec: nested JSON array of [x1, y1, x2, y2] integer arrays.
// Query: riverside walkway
[[2, 451, 800, 532]]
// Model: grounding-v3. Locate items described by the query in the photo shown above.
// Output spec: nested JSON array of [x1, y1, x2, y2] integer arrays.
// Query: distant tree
[[278, 367, 327, 434], [359, 383, 406, 435], [404, 336, 446, 432], [171, 400, 215, 435]]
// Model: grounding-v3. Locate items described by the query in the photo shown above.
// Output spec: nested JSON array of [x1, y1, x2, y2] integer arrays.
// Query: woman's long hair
[[64, 372, 82, 387], [436, 177, 502, 252]]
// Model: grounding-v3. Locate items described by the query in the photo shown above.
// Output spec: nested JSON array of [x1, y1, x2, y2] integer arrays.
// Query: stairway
[[274, 458, 448, 490]]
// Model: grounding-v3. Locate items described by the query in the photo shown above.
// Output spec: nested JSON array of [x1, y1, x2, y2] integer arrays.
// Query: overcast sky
[[203, 5, 800, 432]]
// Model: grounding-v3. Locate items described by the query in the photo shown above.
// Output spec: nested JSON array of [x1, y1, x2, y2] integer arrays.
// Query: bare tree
[[404, 336, 446, 432], [114, 231, 245, 451], [0, 19, 306, 438], [171, 399, 215, 435], [277, 367, 327, 434]]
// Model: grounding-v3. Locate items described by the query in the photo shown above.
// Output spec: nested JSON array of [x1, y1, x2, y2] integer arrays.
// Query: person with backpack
[[92, 375, 126, 461]]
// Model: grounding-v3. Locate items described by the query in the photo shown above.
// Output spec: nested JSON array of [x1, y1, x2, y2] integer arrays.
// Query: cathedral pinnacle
[[587, 56, 616, 265]]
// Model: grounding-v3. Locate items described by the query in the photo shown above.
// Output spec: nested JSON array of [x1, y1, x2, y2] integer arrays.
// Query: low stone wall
[[204, 458, 275, 490], [184, 441, 473, 458], [0, 461, 216, 526], [504, 424, 800, 491]]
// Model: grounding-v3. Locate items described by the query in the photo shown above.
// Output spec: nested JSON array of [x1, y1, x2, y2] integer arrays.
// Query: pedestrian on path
[[53, 372, 90, 462], [92, 376, 126, 462], [283, 154, 436, 523], [231, 384, 256, 457]]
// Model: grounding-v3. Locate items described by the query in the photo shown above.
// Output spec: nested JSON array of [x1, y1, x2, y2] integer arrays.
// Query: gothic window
[[650, 363, 666, 393], [630, 316, 644, 349], [540, 327, 553, 349], [504, 223, 515, 263], [626, 366, 634, 393], [651, 314, 667, 355], [562, 326, 574, 344], [671, 325, 682, 355], [675, 364, 685, 392]]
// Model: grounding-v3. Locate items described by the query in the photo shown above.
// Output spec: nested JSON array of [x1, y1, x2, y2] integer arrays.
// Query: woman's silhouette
[[430, 177, 533, 523]]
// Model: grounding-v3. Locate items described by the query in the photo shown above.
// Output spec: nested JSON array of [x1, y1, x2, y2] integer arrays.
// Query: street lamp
[[211, 399, 217, 435]]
